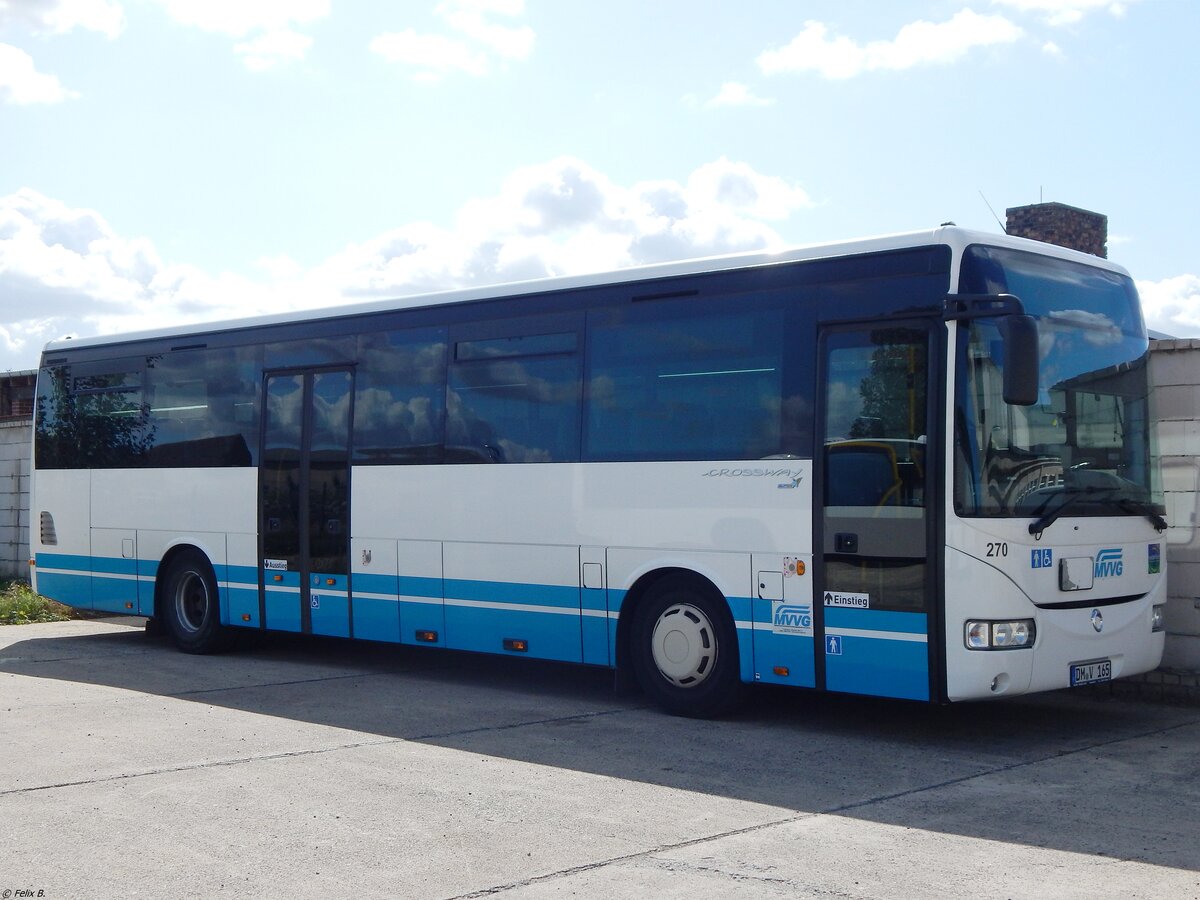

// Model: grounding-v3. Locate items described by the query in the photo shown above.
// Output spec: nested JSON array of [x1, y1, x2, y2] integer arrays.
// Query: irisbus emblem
[[1094, 548, 1123, 579]]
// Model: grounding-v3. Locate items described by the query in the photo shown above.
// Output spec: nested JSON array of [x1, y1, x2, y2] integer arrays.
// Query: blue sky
[[1, 0, 1197, 370]]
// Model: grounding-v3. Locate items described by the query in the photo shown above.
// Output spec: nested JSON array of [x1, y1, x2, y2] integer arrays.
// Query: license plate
[[1070, 659, 1112, 687]]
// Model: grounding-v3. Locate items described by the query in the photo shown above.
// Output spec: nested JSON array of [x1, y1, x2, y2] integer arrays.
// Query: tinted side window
[[447, 332, 581, 463], [354, 327, 448, 464], [585, 307, 785, 461], [145, 347, 259, 467], [34, 365, 74, 469], [36, 359, 150, 469]]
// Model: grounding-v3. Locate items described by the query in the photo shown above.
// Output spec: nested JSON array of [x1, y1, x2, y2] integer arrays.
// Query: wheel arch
[[615, 565, 735, 684], [154, 541, 222, 623]]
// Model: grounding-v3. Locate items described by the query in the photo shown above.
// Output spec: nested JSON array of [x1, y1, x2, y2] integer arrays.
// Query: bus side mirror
[[1000, 314, 1039, 406]]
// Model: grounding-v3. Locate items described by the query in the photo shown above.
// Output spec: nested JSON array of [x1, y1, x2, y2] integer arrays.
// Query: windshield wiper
[[1027, 486, 1120, 537], [1115, 498, 1168, 532]]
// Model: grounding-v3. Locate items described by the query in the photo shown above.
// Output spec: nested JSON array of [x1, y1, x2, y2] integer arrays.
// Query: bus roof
[[41, 225, 1132, 358]]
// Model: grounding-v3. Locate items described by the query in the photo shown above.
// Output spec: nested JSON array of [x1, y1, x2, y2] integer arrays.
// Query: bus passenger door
[[816, 323, 938, 701], [260, 369, 354, 637]]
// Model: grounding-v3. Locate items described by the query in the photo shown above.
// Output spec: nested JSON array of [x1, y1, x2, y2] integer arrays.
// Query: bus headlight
[[1152, 604, 1167, 633], [965, 619, 1036, 650]]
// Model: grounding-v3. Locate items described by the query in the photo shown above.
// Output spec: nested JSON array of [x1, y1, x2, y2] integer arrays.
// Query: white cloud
[[234, 29, 312, 72], [758, 9, 1024, 79], [991, 0, 1134, 27], [152, 0, 328, 36], [1138, 275, 1200, 339], [0, 0, 125, 37], [369, 30, 487, 79], [151, 0, 328, 69], [705, 82, 774, 108], [371, 0, 533, 81], [0, 158, 812, 366], [0, 42, 77, 103], [438, 0, 533, 60], [0, 1, 123, 103]]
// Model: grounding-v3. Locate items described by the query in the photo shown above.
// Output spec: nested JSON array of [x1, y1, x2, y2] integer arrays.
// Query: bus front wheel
[[630, 575, 740, 718], [161, 551, 225, 654]]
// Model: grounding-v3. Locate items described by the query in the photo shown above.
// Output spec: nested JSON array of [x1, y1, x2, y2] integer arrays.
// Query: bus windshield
[[954, 245, 1162, 521]]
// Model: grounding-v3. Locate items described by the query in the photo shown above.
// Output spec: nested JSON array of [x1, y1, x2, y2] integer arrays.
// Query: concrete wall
[[0, 419, 31, 581], [1151, 338, 1200, 670]]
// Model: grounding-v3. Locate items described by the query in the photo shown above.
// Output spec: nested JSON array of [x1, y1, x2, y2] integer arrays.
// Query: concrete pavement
[[1, 618, 1198, 898]]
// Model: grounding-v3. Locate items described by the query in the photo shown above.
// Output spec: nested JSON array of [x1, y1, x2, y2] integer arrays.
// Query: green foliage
[[0, 580, 75, 625]]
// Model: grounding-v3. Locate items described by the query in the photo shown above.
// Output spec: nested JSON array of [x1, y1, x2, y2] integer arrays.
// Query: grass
[[0, 579, 77, 625]]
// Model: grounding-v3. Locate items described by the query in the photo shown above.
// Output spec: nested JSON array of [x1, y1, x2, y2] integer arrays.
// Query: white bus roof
[[42, 225, 1131, 356]]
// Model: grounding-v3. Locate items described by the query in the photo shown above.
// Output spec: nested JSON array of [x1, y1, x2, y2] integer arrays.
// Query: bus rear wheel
[[161, 551, 226, 654], [630, 575, 740, 718]]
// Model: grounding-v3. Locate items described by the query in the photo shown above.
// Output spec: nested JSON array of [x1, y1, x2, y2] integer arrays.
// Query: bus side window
[[354, 328, 448, 465], [144, 347, 259, 467], [50, 358, 149, 469], [446, 332, 581, 464], [584, 306, 784, 461]]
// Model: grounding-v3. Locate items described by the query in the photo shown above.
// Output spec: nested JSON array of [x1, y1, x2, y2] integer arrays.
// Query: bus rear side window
[[585, 308, 784, 461]]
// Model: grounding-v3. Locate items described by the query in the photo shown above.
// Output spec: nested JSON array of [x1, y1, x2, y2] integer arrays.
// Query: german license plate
[[1070, 659, 1112, 687]]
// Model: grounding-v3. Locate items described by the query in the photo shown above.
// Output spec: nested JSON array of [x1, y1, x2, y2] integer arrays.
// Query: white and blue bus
[[30, 226, 1167, 716]]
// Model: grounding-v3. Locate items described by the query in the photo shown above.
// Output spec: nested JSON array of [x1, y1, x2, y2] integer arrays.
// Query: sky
[[1, 0, 1198, 371]]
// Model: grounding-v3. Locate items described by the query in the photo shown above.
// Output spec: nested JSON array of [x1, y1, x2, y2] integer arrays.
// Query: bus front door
[[816, 323, 938, 701], [260, 369, 354, 637]]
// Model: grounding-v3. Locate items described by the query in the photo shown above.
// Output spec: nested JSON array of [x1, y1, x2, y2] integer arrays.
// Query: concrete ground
[[1, 617, 1198, 899]]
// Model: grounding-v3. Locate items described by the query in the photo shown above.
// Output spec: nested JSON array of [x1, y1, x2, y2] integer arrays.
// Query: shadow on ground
[[3, 620, 1198, 872]]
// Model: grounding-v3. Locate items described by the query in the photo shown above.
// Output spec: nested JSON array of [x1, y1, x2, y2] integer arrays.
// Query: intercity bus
[[30, 226, 1167, 716]]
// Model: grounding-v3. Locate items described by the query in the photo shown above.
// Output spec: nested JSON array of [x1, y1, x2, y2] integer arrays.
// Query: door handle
[[835, 532, 859, 554]]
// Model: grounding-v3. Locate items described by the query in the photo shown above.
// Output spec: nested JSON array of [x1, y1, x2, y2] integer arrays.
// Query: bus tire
[[161, 551, 226, 654], [630, 575, 741, 718]]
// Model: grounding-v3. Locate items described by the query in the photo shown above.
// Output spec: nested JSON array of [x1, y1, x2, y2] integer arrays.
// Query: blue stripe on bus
[[36, 552, 92, 573], [91, 556, 137, 577], [227, 586, 260, 628], [824, 609, 930, 701], [582, 585, 609, 665], [352, 596, 401, 644], [35, 553, 759, 683], [34, 567, 91, 610], [399, 575, 442, 599], [137, 559, 158, 616], [310, 591, 350, 638], [263, 588, 302, 633], [398, 600, 446, 647], [606, 588, 627, 665], [353, 572, 398, 596], [445, 603, 584, 663], [749, 596, 817, 687], [824, 606, 929, 634], [825, 635, 929, 701], [263, 569, 302, 588], [729, 596, 756, 683], [92, 574, 138, 613]]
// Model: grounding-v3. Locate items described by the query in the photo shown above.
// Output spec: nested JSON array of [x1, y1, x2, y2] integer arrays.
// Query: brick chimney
[[1005, 201, 1107, 258]]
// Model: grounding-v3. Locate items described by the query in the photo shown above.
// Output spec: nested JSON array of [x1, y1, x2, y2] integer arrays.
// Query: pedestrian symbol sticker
[[826, 635, 842, 655]]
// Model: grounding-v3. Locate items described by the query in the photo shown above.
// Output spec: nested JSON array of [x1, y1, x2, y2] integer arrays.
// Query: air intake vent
[[39, 511, 58, 546]]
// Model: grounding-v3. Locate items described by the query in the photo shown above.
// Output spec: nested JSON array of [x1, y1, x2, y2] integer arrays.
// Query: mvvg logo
[[773, 603, 813, 636], [1094, 548, 1124, 579], [774, 605, 812, 629]]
